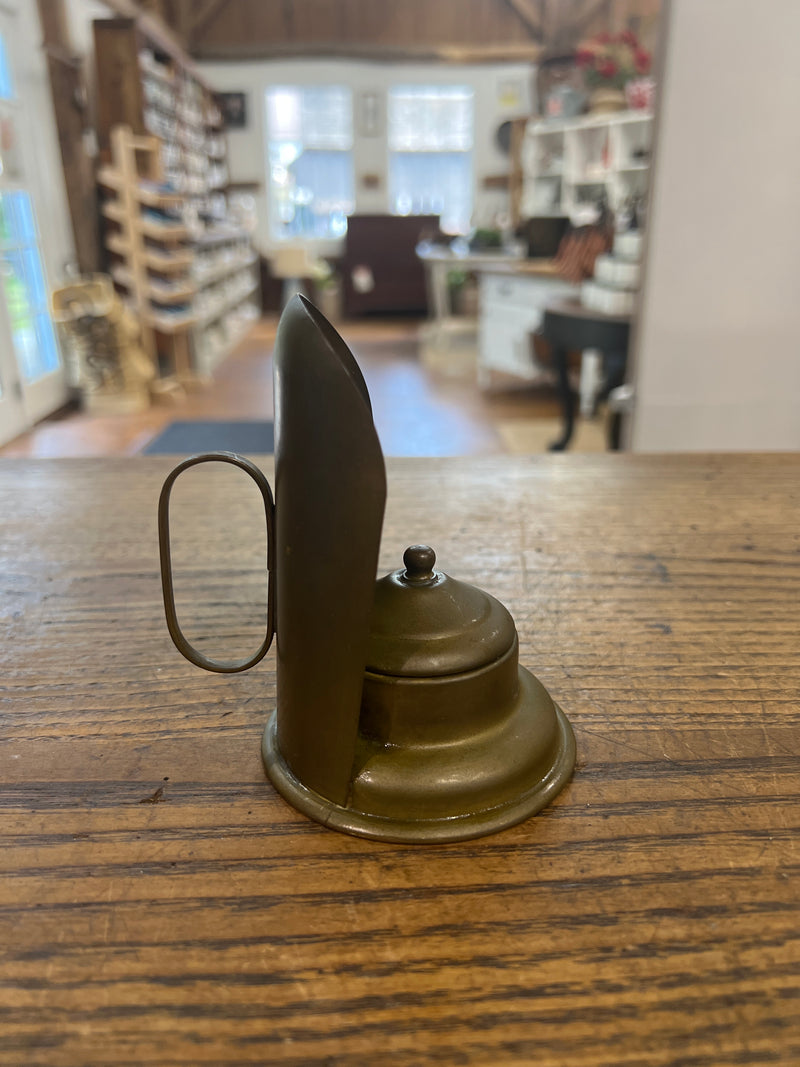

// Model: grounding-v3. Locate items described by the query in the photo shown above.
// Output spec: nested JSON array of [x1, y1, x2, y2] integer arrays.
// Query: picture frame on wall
[[357, 91, 382, 138], [217, 92, 247, 129]]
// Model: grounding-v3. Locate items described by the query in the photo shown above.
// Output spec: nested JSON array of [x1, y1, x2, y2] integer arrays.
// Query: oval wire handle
[[158, 452, 275, 673]]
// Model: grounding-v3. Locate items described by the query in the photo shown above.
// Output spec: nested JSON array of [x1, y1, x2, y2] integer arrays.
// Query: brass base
[[262, 668, 576, 843]]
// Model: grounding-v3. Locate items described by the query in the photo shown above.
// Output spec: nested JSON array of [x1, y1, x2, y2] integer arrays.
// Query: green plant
[[446, 268, 468, 289], [311, 258, 339, 290], [468, 228, 503, 251]]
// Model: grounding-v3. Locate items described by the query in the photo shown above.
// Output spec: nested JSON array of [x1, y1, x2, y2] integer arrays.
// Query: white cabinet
[[520, 110, 653, 220], [478, 271, 578, 387]]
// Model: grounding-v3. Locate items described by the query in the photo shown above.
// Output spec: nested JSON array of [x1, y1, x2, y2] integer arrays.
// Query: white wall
[[198, 57, 534, 256], [64, 0, 110, 57], [630, 0, 800, 451], [11, 1, 76, 281]]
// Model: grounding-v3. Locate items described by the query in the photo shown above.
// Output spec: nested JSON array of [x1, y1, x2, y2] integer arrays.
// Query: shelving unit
[[519, 109, 653, 220], [97, 126, 195, 382], [93, 17, 260, 380], [190, 228, 260, 376]]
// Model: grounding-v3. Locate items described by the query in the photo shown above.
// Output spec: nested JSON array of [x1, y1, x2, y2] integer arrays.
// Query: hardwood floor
[[0, 315, 608, 457]]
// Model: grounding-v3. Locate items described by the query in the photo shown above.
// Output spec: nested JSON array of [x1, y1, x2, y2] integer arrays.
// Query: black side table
[[540, 299, 632, 451]]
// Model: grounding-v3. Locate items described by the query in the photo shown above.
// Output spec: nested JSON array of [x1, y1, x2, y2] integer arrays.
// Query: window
[[388, 86, 474, 234], [265, 86, 354, 240], [0, 31, 59, 388], [0, 191, 60, 384], [0, 31, 12, 99]]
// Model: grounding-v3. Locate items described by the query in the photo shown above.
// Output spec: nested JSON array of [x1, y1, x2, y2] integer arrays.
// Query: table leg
[[602, 350, 628, 451], [548, 345, 576, 451]]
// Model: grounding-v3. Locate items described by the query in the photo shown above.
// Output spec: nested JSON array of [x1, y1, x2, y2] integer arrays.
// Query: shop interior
[[2, 4, 799, 1056], [0, 0, 797, 458]]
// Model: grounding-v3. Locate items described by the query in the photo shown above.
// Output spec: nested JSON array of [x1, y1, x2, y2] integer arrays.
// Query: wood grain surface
[[1, 454, 798, 1066]]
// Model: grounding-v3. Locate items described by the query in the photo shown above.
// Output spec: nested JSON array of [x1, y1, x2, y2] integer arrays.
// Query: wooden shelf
[[144, 247, 194, 272], [108, 233, 193, 272], [112, 265, 195, 304], [98, 166, 184, 208], [149, 279, 196, 303], [140, 216, 188, 241], [101, 200, 126, 224], [94, 15, 260, 378], [482, 174, 511, 190]]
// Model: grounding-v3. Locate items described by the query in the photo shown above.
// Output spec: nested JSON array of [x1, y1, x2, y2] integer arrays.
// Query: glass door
[[0, 10, 66, 447]]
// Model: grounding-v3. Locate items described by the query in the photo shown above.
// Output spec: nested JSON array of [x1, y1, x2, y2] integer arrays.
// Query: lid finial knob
[[402, 544, 436, 584]]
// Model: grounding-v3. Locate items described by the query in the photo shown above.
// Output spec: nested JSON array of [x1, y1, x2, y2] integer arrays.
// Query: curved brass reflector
[[272, 296, 387, 805]]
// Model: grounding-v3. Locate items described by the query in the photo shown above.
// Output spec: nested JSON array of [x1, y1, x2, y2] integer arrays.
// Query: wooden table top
[[2, 454, 798, 1066], [475, 258, 562, 278]]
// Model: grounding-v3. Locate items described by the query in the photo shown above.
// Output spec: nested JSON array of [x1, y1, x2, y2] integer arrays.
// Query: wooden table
[[415, 242, 526, 324], [2, 455, 798, 1066]]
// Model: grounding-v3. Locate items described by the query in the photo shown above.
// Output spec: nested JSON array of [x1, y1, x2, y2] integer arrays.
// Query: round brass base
[[262, 669, 576, 843]]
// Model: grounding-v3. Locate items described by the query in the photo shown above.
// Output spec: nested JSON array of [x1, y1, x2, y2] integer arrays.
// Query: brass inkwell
[[159, 296, 575, 842]]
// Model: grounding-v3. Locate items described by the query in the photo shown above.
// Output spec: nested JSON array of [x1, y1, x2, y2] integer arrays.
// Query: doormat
[[142, 419, 274, 455]]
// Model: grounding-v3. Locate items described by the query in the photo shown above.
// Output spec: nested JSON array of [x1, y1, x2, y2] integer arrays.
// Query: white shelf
[[194, 310, 258, 376], [195, 225, 250, 248], [571, 173, 612, 184], [193, 252, 258, 289], [529, 109, 653, 134], [150, 309, 196, 333], [613, 111, 654, 125], [195, 280, 260, 327], [138, 58, 175, 88], [521, 108, 653, 218]]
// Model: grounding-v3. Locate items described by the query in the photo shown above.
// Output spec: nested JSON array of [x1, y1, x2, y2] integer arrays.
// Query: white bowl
[[614, 231, 644, 261], [594, 254, 640, 289]]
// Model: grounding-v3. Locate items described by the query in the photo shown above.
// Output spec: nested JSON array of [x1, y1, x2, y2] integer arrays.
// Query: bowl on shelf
[[589, 88, 627, 114]]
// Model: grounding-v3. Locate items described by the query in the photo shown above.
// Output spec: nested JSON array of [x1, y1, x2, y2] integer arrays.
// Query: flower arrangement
[[575, 30, 652, 90]]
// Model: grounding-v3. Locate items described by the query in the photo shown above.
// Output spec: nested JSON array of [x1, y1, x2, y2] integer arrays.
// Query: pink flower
[[598, 58, 618, 79], [634, 48, 652, 74]]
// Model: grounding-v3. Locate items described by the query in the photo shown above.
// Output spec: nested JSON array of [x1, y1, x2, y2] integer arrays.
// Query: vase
[[589, 88, 627, 114], [625, 77, 655, 110]]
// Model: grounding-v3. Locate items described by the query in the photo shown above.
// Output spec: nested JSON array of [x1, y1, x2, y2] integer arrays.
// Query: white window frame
[[0, 0, 70, 445], [264, 84, 355, 242], [387, 84, 475, 234]]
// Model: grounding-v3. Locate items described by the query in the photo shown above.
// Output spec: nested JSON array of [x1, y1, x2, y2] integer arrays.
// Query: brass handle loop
[[158, 452, 275, 674]]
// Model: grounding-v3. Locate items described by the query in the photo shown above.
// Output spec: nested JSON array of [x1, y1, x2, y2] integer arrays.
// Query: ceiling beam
[[185, 0, 228, 39], [94, 0, 210, 84], [190, 40, 542, 64], [573, 0, 613, 36], [503, 0, 544, 39]]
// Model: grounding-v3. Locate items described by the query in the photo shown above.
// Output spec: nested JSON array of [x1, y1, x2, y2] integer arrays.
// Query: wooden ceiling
[[137, 0, 660, 62]]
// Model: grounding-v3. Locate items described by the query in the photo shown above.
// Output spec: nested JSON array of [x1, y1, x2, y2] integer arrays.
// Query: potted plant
[[311, 259, 342, 322], [575, 31, 652, 113]]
